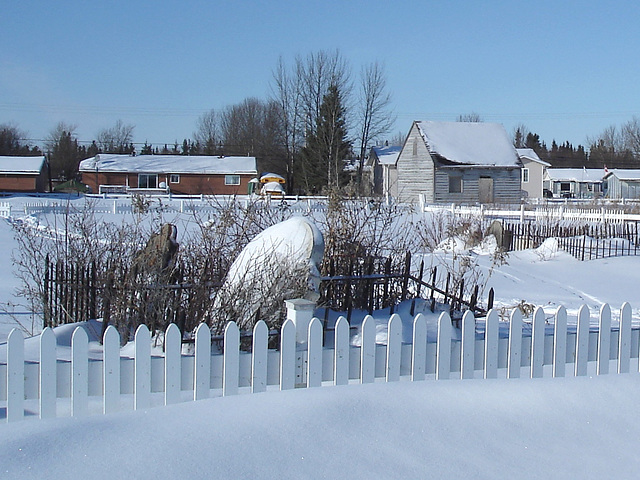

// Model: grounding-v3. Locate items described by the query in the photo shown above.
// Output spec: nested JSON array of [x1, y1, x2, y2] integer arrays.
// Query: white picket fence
[[0, 196, 330, 218], [422, 201, 640, 224], [2, 302, 638, 424]]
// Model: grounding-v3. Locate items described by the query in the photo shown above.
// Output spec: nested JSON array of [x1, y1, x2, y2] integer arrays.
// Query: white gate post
[[7, 329, 24, 423], [285, 298, 316, 344]]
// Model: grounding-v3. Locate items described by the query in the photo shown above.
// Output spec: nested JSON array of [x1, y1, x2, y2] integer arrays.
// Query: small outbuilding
[[366, 145, 401, 197], [603, 169, 640, 200], [396, 121, 522, 204], [0, 155, 48, 192], [79, 154, 257, 195]]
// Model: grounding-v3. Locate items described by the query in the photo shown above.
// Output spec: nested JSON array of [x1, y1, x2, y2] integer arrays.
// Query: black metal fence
[[318, 252, 490, 322], [501, 221, 640, 260]]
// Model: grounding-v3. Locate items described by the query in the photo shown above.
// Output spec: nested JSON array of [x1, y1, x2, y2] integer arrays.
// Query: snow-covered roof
[[415, 121, 519, 167], [546, 168, 604, 183], [371, 145, 401, 165], [516, 148, 551, 167], [260, 172, 285, 183], [78, 154, 257, 175], [603, 169, 640, 181], [0, 155, 46, 174]]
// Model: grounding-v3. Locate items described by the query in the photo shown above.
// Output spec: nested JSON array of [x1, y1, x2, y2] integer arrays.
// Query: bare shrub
[[311, 188, 420, 275]]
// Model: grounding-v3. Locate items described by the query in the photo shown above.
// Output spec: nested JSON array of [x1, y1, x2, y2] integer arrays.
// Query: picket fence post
[[461, 311, 475, 379], [251, 321, 268, 393], [597, 304, 611, 375], [134, 324, 151, 410], [334, 316, 349, 386], [575, 305, 590, 376], [280, 319, 295, 390], [553, 306, 567, 378], [307, 318, 323, 388], [164, 323, 181, 405], [194, 323, 211, 400], [223, 322, 239, 396], [39, 327, 56, 419], [72, 327, 89, 417], [103, 325, 120, 414], [436, 312, 451, 380], [484, 310, 499, 379], [7, 329, 24, 423], [618, 302, 632, 374], [360, 315, 376, 384], [507, 309, 522, 379], [411, 314, 427, 381], [285, 298, 316, 344], [386, 314, 402, 382], [531, 307, 545, 378]]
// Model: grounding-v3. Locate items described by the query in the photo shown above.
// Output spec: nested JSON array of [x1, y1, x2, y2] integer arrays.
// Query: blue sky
[[2, 0, 640, 150]]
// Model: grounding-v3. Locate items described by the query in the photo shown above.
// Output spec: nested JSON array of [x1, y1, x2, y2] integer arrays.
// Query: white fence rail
[[2, 302, 638, 424], [422, 200, 640, 224], [0, 196, 330, 218], [0, 202, 11, 218]]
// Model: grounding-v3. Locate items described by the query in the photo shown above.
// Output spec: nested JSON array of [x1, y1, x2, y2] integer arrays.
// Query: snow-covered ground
[[2, 195, 640, 479]]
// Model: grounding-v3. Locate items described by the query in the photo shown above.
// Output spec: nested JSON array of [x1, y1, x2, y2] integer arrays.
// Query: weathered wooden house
[[79, 154, 257, 195], [544, 168, 603, 199], [0, 155, 48, 192], [516, 148, 550, 200], [603, 169, 640, 199], [365, 145, 401, 196], [396, 121, 522, 204]]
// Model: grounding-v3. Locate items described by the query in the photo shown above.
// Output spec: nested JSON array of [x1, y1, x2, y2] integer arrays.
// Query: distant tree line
[[5, 50, 640, 190], [1, 50, 395, 194], [512, 118, 640, 169]]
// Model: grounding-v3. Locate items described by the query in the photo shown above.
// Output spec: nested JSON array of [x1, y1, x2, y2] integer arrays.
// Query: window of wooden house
[[522, 168, 529, 183], [225, 174, 240, 185], [138, 174, 157, 189], [170, 174, 180, 184], [448, 175, 462, 193]]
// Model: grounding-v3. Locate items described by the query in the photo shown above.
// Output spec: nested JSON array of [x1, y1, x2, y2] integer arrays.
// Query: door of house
[[478, 177, 494, 203]]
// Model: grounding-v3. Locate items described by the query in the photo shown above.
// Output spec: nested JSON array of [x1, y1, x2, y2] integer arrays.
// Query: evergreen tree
[[300, 84, 352, 192], [48, 128, 83, 180], [140, 141, 154, 155], [0, 124, 41, 155]]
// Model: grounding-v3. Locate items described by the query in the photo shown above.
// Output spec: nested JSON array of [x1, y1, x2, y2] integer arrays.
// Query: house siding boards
[[519, 157, 545, 199], [517, 149, 550, 199], [396, 123, 435, 203], [367, 146, 401, 197], [396, 121, 521, 204], [603, 171, 640, 199], [434, 167, 521, 204]]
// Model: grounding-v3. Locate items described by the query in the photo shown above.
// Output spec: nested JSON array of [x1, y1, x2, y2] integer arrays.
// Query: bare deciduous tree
[[271, 56, 305, 191], [456, 112, 483, 122], [219, 97, 286, 173], [296, 49, 352, 137], [355, 61, 394, 188], [96, 119, 135, 154], [193, 109, 221, 155]]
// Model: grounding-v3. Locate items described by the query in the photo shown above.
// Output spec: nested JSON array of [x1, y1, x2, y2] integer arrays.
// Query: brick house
[[0, 155, 48, 192], [79, 154, 258, 195]]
